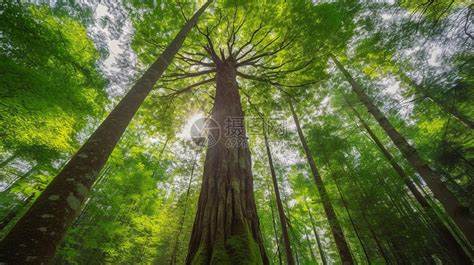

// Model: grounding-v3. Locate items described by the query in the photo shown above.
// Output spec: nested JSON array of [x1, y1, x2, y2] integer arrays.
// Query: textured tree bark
[[0, 2, 212, 263], [289, 99, 354, 264], [331, 54, 474, 245], [398, 72, 474, 129], [348, 104, 472, 264], [263, 126, 295, 265], [185, 59, 268, 265], [306, 203, 327, 265]]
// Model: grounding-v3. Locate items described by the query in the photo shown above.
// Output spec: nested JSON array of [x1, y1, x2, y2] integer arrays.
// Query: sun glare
[[180, 112, 205, 140]]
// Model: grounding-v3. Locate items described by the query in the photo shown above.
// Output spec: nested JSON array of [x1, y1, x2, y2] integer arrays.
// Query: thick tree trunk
[[289, 99, 354, 264], [331, 54, 474, 245], [399, 72, 474, 129], [0, 2, 212, 263], [263, 125, 295, 265], [185, 59, 268, 264], [347, 102, 472, 263], [307, 203, 327, 265]]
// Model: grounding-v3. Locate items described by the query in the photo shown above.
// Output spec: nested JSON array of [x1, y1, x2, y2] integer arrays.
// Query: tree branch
[[176, 52, 215, 67], [237, 71, 316, 88], [234, 22, 264, 58], [161, 78, 215, 98], [162, 69, 216, 82]]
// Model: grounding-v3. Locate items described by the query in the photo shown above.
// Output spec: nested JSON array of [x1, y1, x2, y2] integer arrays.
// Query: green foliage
[[2, 0, 473, 264], [0, 2, 107, 160]]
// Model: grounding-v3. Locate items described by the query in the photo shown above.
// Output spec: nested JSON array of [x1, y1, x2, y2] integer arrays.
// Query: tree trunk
[[3, 165, 37, 194], [282, 210, 301, 265], [305, 231, 318, 264], [170, 150, 199, 265], [289, 99, 354, 264], [263, 125, 295, 265], [331, 54, 474, 245], [0, 2, 212, 263], [307, 203, 328, 265], [398, 72, 474, 129], [0, 194, 35, 231], [347, 102, 472, 263], [269, 192, 283, 265], [332, 174, 371, 264], [185, 58, 268, 264], [0, 152, 18, 170], [350, 178, 392, 264]]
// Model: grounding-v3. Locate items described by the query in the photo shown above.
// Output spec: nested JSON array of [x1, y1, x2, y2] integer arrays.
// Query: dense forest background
[[0, 0, 473, 264]]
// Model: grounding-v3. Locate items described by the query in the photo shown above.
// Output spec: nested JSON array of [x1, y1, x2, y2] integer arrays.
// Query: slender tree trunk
[[0, 2, 212, 263], [0, 194, 34, 231], [269, 193, 283, 265], [358, 197, 392, 264], [376, 175, 433, 263], [170, 150, 199, 265], [398, 72, 474, 129], [263, 125, 295, 265], [347, 102, 472, 263], [305, 231, 318, 264], [2, 166, 36, 194], [283, 204, 301, 265], [332, 174, 371, 264], [347, 101, 429, 207], [331, 54, 474, 245], [185, 58, 268, 264], [289, 99, 354, 264], [348, 174, 392, 264], [307, 204, 327, 265], [0, 152, 18, 169]]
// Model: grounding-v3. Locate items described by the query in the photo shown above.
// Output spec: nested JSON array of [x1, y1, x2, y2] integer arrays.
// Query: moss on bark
[[191, 224, 263, 265]]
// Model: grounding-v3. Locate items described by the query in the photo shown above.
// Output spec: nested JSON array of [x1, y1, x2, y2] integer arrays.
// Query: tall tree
[[263, 124, 295, 265], [288, 98, 354, 264], [331, 173, 372, 264], [170, 149, 200, 265], [143, 4, 314, 263], [345, 99, 472, 264], [398, 72, 474, 129], [0, 1, 212, 263], [331, 54, 474, 245], [306, 203, 328, 265], [184, 42, 269, 264]]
